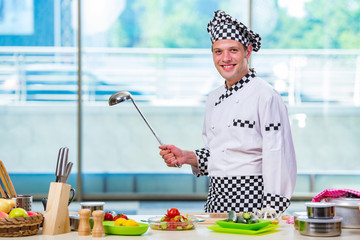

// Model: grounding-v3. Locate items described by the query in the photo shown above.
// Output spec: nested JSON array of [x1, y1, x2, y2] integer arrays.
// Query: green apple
[[8, 208, 28, 218]]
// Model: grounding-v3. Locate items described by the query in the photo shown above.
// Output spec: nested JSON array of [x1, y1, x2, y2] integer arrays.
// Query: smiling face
[[212, 39, 252, 88]]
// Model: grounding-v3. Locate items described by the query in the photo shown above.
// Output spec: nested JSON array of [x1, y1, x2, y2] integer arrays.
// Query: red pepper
[[104, 212, 113, 221], [113, 213, 128, 221], [165, 208, 180, 218]]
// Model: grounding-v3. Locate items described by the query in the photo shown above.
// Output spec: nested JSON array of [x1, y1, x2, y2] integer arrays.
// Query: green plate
[[103, 221, 149, 236], [215, 219, 271, 230], [207, 224, 280, 235]]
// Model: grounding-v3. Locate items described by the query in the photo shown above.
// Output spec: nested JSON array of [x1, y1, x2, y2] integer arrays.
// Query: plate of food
[[148, 208, 199, 231], [103, 220, 149, 236], [214, 211, 272, 230]]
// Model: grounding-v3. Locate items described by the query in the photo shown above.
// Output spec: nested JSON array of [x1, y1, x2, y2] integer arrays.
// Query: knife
[[55, 148, 64, 182], [60, 147, 69, 183]]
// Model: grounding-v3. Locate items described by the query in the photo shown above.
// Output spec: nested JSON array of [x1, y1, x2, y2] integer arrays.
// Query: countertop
[[2, 215, 360, 240]]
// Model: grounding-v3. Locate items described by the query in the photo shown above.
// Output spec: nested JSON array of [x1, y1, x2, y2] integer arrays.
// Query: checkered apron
[[204, 175, 263, 213]]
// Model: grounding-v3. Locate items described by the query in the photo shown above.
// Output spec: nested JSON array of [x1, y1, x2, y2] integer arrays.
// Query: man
[[159, 10, 297, 213]]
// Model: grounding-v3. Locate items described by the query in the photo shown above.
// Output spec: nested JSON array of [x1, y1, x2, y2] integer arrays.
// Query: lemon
[[114, 218, 127, 226], [123, 219, 139, 227]]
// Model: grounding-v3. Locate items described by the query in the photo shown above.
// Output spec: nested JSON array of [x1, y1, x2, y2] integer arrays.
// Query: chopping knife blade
[[64, 162, 73, 183], [61, 147, 69, 182], [55, 147, 64, 182]]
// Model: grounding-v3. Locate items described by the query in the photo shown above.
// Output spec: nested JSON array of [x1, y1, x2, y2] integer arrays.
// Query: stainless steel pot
[[329, 198, 360, 228], [69, 214, 94, 231], [293, 212, 307, 230], [305, 202, 335, 218], [80, 202, 105, 215], [298, 216, 342, 237]]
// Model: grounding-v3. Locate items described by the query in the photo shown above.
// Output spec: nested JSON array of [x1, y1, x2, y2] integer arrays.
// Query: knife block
[[42, 182, 71, 235]]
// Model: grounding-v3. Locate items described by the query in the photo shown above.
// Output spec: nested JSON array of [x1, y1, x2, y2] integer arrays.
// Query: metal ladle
[[109, 91, 181, 168]]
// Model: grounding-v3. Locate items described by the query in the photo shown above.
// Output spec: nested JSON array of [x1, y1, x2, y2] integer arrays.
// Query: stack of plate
[[207, 219, 279, 235]]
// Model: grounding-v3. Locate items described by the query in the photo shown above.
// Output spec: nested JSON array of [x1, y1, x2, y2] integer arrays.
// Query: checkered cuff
[[194, 148, 210, 176], [262, 192, 290, 213]]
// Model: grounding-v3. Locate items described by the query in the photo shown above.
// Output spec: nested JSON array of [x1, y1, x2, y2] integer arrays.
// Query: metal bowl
[[80, 202, 105, 215], [69, 214, 94, 231], [305, 202, 335, 218], [329, 198, 360, 228], [298, 216, 342, 237], [293, 212, 307, 230]]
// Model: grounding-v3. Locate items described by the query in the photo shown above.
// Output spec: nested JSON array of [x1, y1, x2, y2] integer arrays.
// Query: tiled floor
[[32, 200, 306, 215]]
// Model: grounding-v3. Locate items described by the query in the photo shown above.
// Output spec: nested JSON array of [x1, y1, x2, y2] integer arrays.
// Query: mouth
[[221, 64, 236, 70]]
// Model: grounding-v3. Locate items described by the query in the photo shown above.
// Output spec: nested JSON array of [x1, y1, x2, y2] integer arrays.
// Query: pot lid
[[298, 216, 343, 223], [330, 198, 360, 207], [305, 202, 335, 208]]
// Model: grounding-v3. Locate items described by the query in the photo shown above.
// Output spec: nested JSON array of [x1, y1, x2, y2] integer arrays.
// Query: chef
[[159, 10, 297, 213]]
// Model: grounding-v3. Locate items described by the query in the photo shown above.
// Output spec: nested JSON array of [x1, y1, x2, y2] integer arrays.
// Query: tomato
[[166, 208, 180, 218], [26, 211, 37, 216], [113, 213, 128, 221], [104, 212, 113, 221]]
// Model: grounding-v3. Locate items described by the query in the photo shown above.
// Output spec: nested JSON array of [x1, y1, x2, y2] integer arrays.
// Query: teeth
[[223, 65, 233, 69]]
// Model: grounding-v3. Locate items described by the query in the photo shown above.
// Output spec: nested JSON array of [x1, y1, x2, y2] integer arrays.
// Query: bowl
[[80, 202, 105, 215], [298, 216, 342, 237], [293, 212, 307, 230], [305, 202, 335, 218], [148, 216, 198, 231], [329, 198, 360, 228]]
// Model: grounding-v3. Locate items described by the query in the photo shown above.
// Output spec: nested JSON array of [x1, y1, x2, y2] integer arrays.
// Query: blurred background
[[0, 0, 360, 210]]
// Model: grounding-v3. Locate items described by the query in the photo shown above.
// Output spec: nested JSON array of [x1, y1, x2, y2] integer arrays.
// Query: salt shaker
[[78, 209, 91, 236], [92, 210, 105, 238]]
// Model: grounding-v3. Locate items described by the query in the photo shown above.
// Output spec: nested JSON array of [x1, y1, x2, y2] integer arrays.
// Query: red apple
[[26, 211, 37, 216], [0, 211, 9, 218]]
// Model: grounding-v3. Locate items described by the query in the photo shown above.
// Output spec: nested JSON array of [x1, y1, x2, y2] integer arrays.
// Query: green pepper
[[247, 215, 258, 224], [227, 210, 237, 222], [236, 216, 247, 224]]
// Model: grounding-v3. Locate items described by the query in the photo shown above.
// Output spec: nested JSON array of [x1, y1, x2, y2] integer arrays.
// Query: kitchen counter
[[2, 215, 360, 240]]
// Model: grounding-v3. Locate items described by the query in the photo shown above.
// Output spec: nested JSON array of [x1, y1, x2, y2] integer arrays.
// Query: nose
[[222, 50, 231, 62]]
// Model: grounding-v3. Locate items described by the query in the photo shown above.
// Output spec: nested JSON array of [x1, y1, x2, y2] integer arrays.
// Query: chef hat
[[207, 10, 261, 52]]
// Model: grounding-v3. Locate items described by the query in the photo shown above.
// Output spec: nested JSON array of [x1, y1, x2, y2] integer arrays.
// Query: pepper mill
[[92, 210, 105, 238], [78, 209, 91, 236]]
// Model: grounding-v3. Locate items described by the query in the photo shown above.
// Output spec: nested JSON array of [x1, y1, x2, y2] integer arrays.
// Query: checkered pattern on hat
[[233, 119, 256, 128], [214, 70, 256, 106], [194, 148, 210, 176], [265, 123, 281, 131], [204, 175, 264, 213], [207, 10, 261, 52], [262, 192, 290, 213]]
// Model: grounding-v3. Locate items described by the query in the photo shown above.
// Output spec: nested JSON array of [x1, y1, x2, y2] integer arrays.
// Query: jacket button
[[227, 124, 231, 127], [211, 125, 215, 129], [236, 100, 239, 103]]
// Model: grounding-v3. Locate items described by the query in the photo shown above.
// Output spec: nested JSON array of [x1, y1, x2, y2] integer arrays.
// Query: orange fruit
[[123, 219, 139, 227], [114, 218, 127, 226]]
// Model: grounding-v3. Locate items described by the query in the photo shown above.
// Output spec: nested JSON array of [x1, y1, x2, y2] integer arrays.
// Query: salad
[[149, 208, 196, 230]]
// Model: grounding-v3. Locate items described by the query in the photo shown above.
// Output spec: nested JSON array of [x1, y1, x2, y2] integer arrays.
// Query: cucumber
[[242, 212, 251, 220], [236, 216, 247, 224], [227, 210, 237, 222], [247, 215, 258, 224]]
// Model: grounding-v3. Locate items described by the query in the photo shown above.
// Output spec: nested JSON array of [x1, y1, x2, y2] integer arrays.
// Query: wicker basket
[[0, 212, 43, 237]]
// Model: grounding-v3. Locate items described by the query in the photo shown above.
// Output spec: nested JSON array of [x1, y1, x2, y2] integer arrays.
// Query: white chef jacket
[[192, 69, 297, 204]]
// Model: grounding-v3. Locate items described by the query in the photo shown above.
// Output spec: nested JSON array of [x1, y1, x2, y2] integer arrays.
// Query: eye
[[230, 48, 238, 53], [214, 50, 222, 54]]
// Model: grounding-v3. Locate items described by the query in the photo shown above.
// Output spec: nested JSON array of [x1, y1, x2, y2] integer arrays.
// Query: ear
[[246, 45, 253, 59]]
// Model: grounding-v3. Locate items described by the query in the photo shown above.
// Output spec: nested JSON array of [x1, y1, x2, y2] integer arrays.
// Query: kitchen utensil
[[293, 211, 307, 230], [42, 182, 72, 235], [305, 202, 335, 218], [0, 160, 17, 198], [147, 216, 198, 230], [103, 221, 149, 236], [92, 210, 105, 238], [78, 209, 91, 236], [41, 188, 76, 211], [16, 195, 33, 211], [80, 202, 105, 216], [215, 219, 271, 230], [207, 224, 280, 235], [109, 91, 181, 168], [329, 198, 360, 228], [55, 147, 73, 183], [298, 216, 342, 237]]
